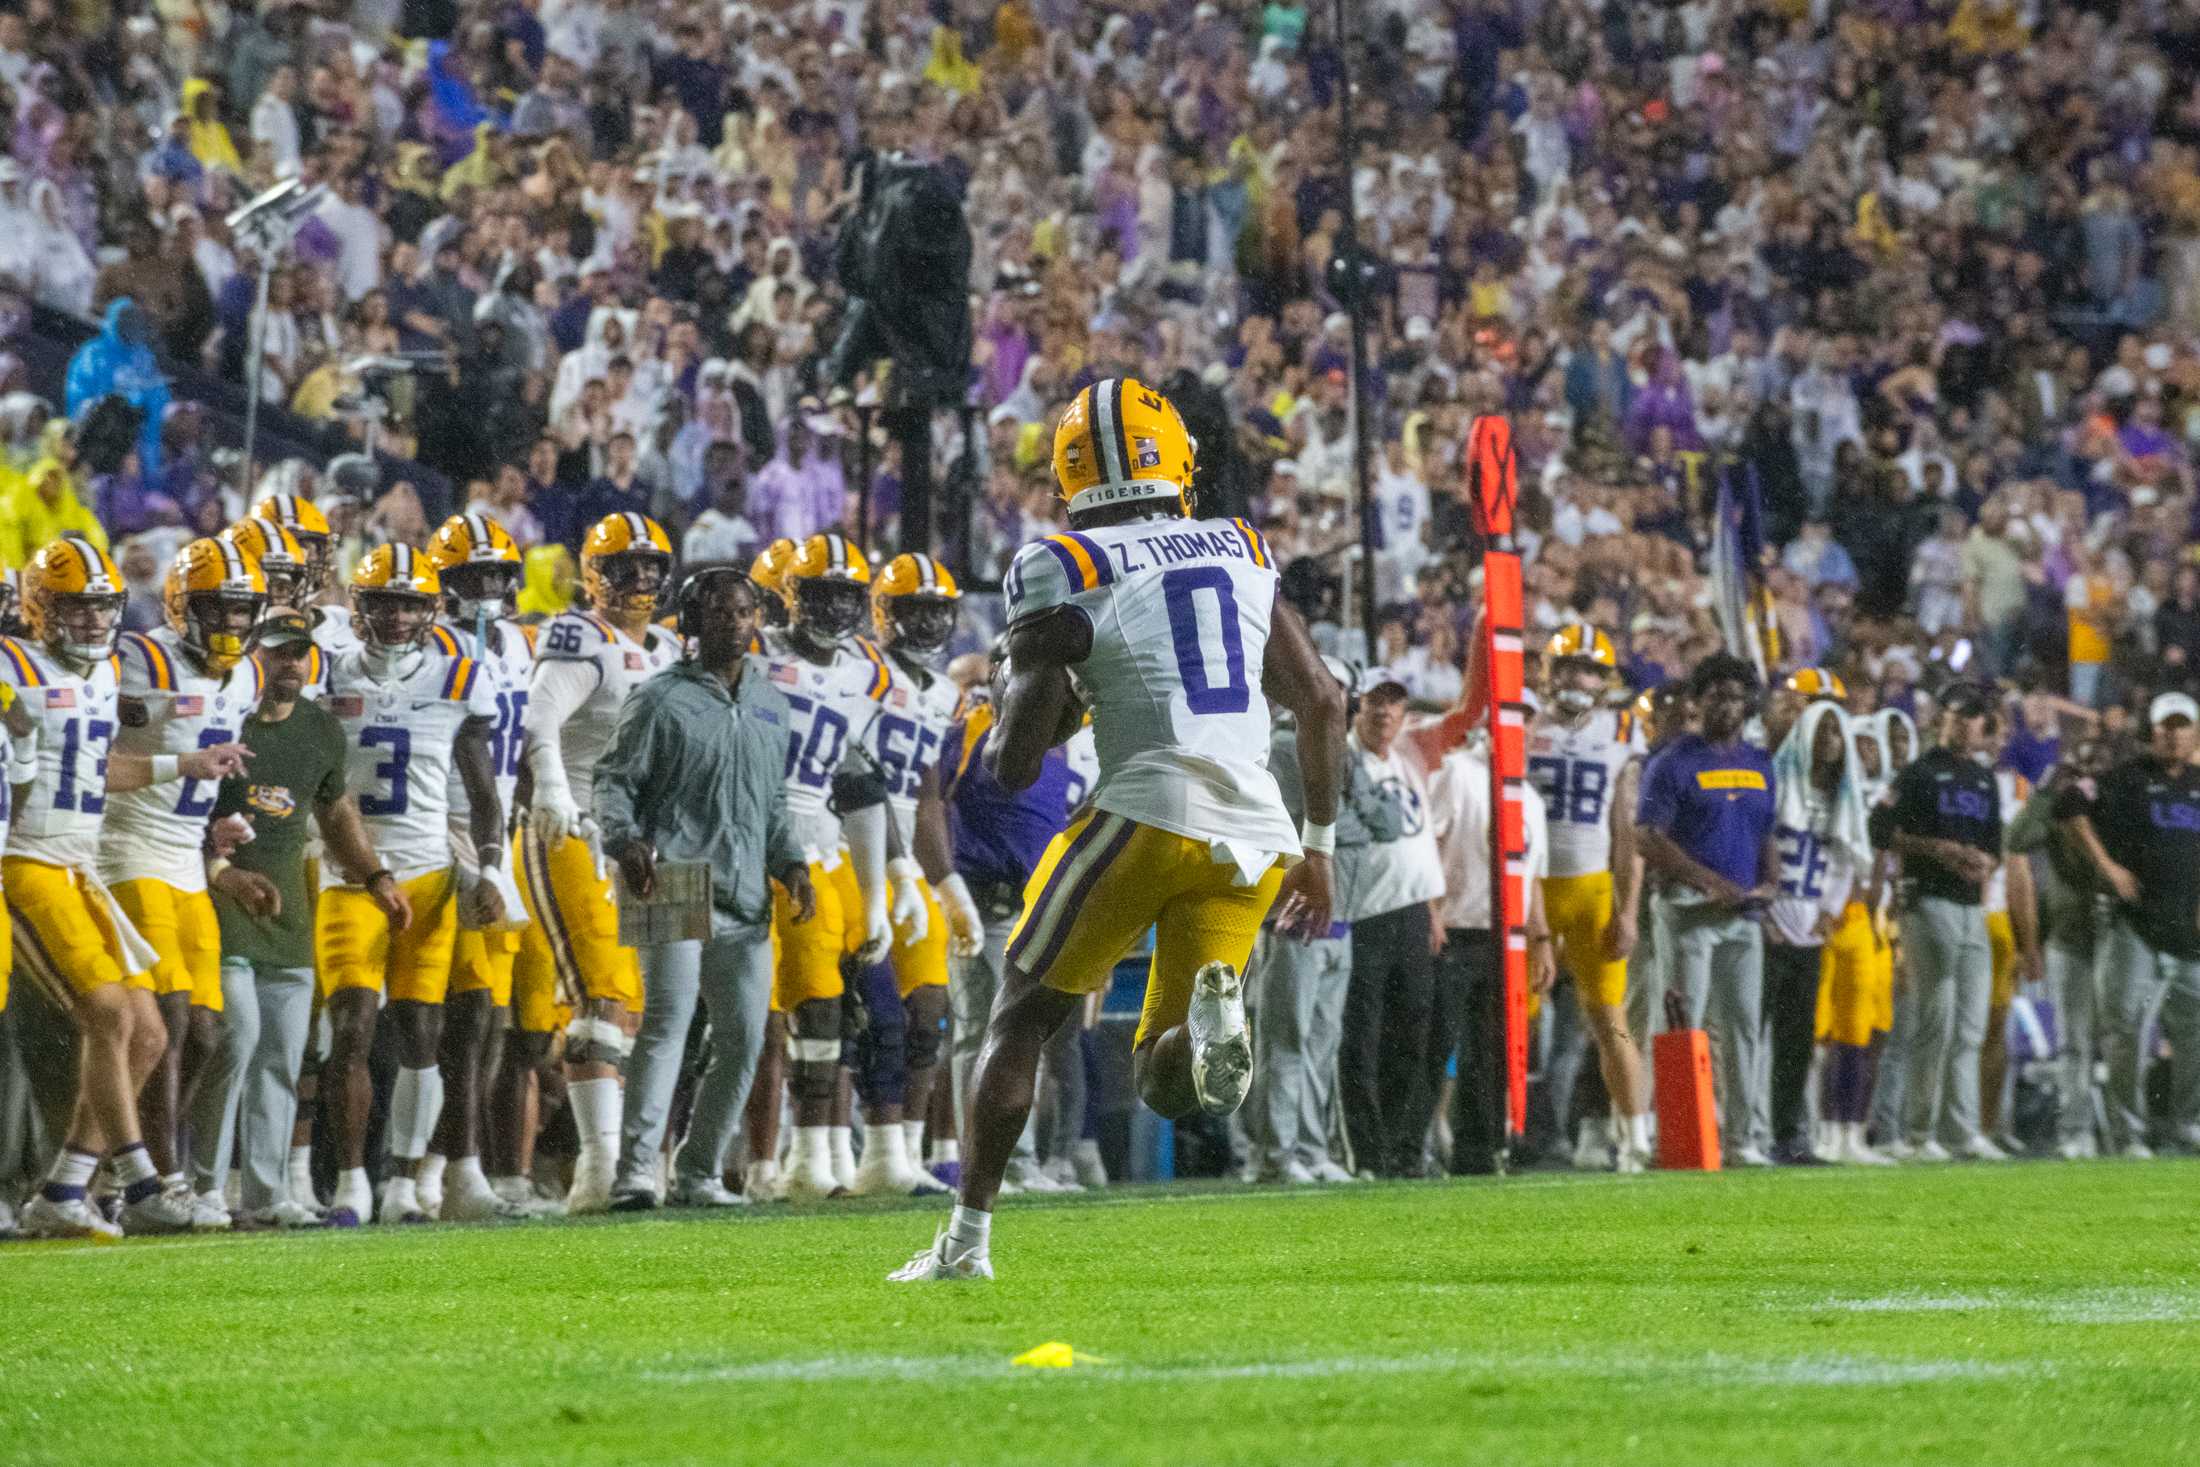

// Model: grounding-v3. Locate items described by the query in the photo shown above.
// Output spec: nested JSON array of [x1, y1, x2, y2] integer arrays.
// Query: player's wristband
[[207, 857, 231, 881], [151, 754, 180, 783], [1299, 819, 1336, 856], [364, 868, 394, 889]]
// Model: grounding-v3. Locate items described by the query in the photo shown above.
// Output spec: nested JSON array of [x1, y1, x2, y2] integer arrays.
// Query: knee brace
[[905, 1001, 945, 1076], [786, 999, 841, 1101], [564, 1014, 633, 1069], [850, 961, 908, 1108]]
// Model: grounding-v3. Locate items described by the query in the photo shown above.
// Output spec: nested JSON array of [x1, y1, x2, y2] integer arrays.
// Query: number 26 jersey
[[1004, 516, 1297, 863], [320, 644, 498, 885]]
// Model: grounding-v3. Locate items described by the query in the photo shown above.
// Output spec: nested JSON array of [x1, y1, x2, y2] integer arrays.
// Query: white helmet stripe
[[1092, 378, 1127, 484]]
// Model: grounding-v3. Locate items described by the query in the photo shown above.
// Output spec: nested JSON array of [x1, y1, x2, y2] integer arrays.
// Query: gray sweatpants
[[1654, 895, 1768, 1159], [2159, 956, 2200, 1145], [201, 961, 317, 1211], [1899, 896, 1992, 1149], [2095, 915, 2200, 1153], [619, 921, 774, 1195], [1246, 927, 1352, 1172], [2044, 939, 2101, 1148], [949, 908, 1066, 1166]]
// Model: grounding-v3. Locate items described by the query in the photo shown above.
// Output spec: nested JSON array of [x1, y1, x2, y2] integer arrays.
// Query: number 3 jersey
[[1528, 707, 1644, 880], [1004, 516, 1298, 874], [757, 627, 893, 860], [0, 636, 119, 871], [100, 628, 264, 893], [321, 642, 498, 886]]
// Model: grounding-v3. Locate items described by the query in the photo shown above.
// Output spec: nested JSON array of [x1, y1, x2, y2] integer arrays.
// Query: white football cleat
[[1306, 1157, 1359, 1184], [668, 1177, 751, 1208], [1003, 1157, 1076, 1195], [375, 1178, 431, 1225], [21, 1193, 121, 1240], [1572, 1121, 1611, 1172], [247, 1198, 328, 1228], [121, 1187, 197, 1235], [783, 1150, 841, 1202], [742, 1160, 787, 1203], [1959, 1135, 2010, 1162], [566, 1152, 615, 1215], [888, 1229, 993, 1283], [1911, 1139, 1954, 1163], [2055, 1137, 2097, 1161], [1836, 1123, 1896, 1166], [1728, 1147, 1776, 1169], [1186, 961, 1252, 1115], [1070, 1138, 1109, 1189], [190, 1191, 233, 1232], [1258, 1158, 1319, 1185]]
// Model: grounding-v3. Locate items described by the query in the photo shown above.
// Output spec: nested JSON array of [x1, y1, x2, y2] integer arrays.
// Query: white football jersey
[[759, 626, 893, 857], [320, 642, 499, 885], [101, 628, 263, 892], [873, 649, 966, 836], [1526, 705, 1645, 879], [440, 618, 533, 834], [526, 610, 681, 812], [1004, 516, 1297, 864], [1768, 784, 1858, 946], [1062, 721, 1098, 816], [314, 603, 363, 658], [0, 636, 121, 870]]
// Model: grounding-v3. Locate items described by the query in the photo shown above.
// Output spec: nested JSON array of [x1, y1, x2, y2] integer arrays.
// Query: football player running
[[513, 514, 680, 1212], [753, 532, 904, 1201], [420, 513, 535, 1219], [893, 378, 1344, 1281], [101, 539, 271, 1228], [1526, 625, 1652, 1173], [316, 546, 506, 1225], [9, 540, 249, 1238], [847, 553, 968, 1196]]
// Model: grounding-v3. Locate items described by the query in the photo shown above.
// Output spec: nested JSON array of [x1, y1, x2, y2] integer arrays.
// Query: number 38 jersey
[[758, 627, 892, 858], [527, 611, 681, 812], [321, 643, 499, 886], [0, 637, 120, 871], [1527, 707, 1644, 879], [1004, 515, 1297, 863], [100, 628, 264, 892], [438, 620, 533, 836]]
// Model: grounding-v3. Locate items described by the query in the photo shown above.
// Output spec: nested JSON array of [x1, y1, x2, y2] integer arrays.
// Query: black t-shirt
[[2058, 755, 2200, 959], [1888, 748, 2002, 906]]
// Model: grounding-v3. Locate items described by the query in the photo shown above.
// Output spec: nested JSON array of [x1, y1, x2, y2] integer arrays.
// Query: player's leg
[[315, 882, 391, 1223], [743, 1009, 787, 1198], [526, 828, 641, 1212], [380, 871, 458, 1221], [849, 956, 913, 1195], [183, 958, 256, 1230], [1979, 911, 2016, 1145], [435, 927, 519, 1219], [616, 936, 703, 1208], [1132, 854, 1285, 1124], [774, 857, 850, 1200], [671, 925, 773, 1206], [108, 880, 192, 1188]]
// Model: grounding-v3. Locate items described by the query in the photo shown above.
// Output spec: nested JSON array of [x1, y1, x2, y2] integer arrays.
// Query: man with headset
[[593, 567, 816, 1208]]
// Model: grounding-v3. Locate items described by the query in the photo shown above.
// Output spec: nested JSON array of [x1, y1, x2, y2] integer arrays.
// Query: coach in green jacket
[[593, 568, 814, 1209]]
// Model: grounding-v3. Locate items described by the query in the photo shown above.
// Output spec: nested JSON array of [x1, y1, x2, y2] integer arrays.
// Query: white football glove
[[887, 857, 927, 942], [857, 883, 893, 965], [530, 787, 584, 846], [937, 872, 983, 959]]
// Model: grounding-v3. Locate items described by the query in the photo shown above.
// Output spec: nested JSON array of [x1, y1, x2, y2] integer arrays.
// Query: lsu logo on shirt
[[1696, 769, 1768, 795], [247, 784, 297, 819]]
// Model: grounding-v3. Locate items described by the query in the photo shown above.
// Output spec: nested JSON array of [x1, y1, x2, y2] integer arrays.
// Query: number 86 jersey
[[321, 643, 498, 886], [1003, 517, 1297, 862], [1527, 707, 1644, 880]]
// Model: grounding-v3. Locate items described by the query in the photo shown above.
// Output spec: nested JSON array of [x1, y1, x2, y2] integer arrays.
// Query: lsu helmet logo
[[248, 783, 297, 819], [1134, 437, 1161, 470]]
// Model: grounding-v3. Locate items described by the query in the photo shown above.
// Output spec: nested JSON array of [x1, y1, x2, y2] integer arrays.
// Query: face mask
[[1554, 687, 1596, 716]]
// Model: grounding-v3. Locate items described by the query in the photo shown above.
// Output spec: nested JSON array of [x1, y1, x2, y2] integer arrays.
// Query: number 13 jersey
[[1004, 516, 1298, 869], [321, 644, 498, 886]]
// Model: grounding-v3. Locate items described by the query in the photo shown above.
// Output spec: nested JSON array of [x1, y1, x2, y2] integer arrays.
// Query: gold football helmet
[[871, 552, 961, 658], [1051, 376, 1196, 516], [23, 538, 125, 668], [425, 512, 522, 620], [349, 543, 441, 654], [165, 537, 268, 673], [1544, 623, 1618, 670], [782, 532, 871, 645], [580, 512, 673, 618], [749, 537, 798, 629], [1783, 666, 1849, 703], [250, 493, 334, 599], [224, 516, 310, 610]]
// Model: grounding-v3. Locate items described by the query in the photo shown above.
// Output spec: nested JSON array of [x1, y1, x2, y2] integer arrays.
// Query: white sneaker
[[668, 1177, 751, 1208], [121, 1187, 197, 1235], [1911, 1139, 1953, 1163], [490, 1175, 566, 1217], [1838, 1124, 1896, 1166], [1186, 961, 1252, 1115], [1572, 1124, 1612, 1172], [2120, 1140, 2156, 1160], [1070, 1138, 1109, 1188], [1728, 1147, 1776, 1168], [1004, 1157, 1076, 1194], [21, 1193, 121, 1240], [443, 1182, 525, 1222], [1306, 1157, 1360, 1184], [2055, 1137, 2097, 1161], [1959, 1135, 2010, 1162], [0, 1197, 14, 1236], [247, 1199, 328, 1228], [1259, 1158, 1319, 1185], [741, 1160, 787, 1203], [887, 1228, 993, 1283], [566, 1151, 615, 1215], [190, 1191, 232, 1232]]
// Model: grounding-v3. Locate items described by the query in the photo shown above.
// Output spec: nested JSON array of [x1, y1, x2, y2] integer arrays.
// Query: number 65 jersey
[[1528, 707, 1644, 880], [1004, 516, 1297, 868], [321, 643, 498, 886]]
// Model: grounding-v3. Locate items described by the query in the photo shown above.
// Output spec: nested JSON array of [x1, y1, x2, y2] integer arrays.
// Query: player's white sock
[[934, 1138, 960, 1165], [288, 1145, 317, 1205], [902, 1119, 927, 1164], [946, 1203, 990, 1255], [333, 1166, 371, 1220], [387, 1066, 445, 1180], [1627, 1112, 1653, 1155], [417, 1153, 448, 1212], [450, 1156, 489, 1193], [380, 1174, 421, 1221], [830, 1125, 857, 1189], [854, 1123, 909, 1191], [567, 1076, 623, 1198]]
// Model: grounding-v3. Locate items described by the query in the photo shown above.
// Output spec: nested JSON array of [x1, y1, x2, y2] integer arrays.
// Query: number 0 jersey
[[439, 618, 533, 835], [321, 643, 498, 886], [1527, 707, 1644, 879], [758, 626, 893, 858], [526, 611, 681, 813], [101, 628, 264, 892], [1004, 515, 1297, 868], [873, 652, 965, 836], [0, 637, 120, 870]]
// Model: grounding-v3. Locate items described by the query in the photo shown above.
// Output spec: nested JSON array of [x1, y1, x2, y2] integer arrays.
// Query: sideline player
[[9, 539, 249, 1238], [317, 546, 506, 1224], [252, 492, 359, 655], [893, 377, 1344, 1281], [420, 513, 533, 1219], [514, 513, 680, 1212], [848, 553, 967, 1195], [754, 532, 902, 1201], [101, 539, 269, 1226], [1525, 625, 1651, 1173]]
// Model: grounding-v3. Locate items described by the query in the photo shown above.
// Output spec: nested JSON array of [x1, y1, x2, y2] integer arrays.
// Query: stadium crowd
[[3, 0, 2200, 1235]]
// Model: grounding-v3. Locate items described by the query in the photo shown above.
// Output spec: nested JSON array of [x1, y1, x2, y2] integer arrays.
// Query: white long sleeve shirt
[[1429, 739, 1548, 932]]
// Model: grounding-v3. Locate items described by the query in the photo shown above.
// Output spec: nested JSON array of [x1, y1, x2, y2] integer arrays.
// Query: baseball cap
[[2149, 691, 2199, 726], [252, 610, 315, 649], [1363, 666, 1410, 699]]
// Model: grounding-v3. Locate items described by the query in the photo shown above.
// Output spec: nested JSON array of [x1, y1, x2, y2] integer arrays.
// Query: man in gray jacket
[[595, 568, 816, 1208]]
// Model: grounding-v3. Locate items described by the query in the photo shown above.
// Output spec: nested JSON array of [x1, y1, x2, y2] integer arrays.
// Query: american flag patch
[[770, 663, 799, 686], [173, 696, 204, 717], [331, 695, 364, 718], [1134, 436, 1160, 469], [625, 652, 644, 671], [889, 687, 909, 710], [43, 687, 74, 709]]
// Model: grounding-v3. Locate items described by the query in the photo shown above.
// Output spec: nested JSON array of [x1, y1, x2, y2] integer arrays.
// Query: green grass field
[[7, 1161, 2200, 1466]]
